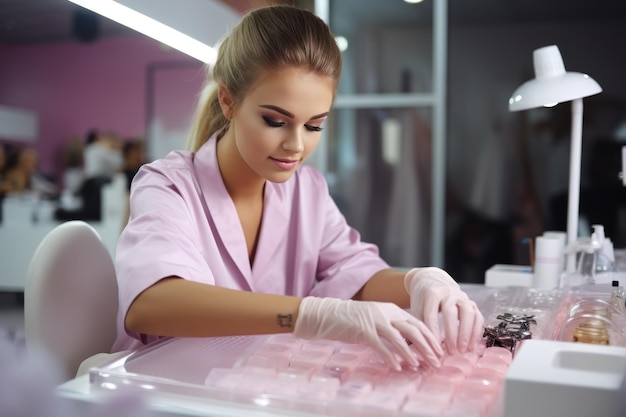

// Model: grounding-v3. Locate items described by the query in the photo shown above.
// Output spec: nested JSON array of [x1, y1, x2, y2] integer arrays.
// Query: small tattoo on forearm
[[276, 313, 293, 328]]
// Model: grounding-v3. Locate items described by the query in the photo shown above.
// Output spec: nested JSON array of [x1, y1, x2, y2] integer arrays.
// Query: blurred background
[[1, 0, 626, 284]]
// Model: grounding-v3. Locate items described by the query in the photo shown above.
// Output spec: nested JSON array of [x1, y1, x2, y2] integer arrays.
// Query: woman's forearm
[[125, 277, 303, 338], [353, 268, 410, 309]]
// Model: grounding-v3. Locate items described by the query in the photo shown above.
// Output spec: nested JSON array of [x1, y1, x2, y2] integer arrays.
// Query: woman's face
[[19, 148, 38, 172], [227, 66, 334, 184]]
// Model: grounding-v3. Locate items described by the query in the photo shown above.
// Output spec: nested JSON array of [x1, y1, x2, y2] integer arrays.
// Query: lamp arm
[[566, 98, 584, 273]]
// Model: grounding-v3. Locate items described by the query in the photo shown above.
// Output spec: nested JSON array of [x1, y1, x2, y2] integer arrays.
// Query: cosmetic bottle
[[574, 225, 616, 285], [591, 225, 617, 276]]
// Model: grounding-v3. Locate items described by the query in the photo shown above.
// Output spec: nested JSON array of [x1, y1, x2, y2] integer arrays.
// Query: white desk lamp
[[508, 45, 602, 273]]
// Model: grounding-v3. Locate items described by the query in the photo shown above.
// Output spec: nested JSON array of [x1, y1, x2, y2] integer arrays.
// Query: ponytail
[[186, 78, 229, 152]]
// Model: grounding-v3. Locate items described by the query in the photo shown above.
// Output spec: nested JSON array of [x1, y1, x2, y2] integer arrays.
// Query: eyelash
[[263, 116, 324, 132], [263, 116, 284, 128]]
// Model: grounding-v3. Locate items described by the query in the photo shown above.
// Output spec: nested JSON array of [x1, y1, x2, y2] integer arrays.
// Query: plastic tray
[[90, 285, 621, 416]]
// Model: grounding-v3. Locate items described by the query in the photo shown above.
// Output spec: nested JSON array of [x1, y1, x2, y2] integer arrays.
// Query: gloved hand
[[294, 297, 443, 371], [404, 267, 484, 355]]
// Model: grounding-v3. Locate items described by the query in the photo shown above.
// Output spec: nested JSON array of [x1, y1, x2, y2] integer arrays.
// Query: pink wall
[[0, 35, 198, 176]]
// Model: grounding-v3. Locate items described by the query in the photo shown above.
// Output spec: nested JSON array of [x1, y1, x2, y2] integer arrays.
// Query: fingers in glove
[[377, 324, 421, 369], [367, 337, 403, 371], [394, 319, 443, 368], [440, 298, 461, 355], [420, 293, 443, 343], [468, 303, 485, 349], [454, 299, 479, 353]]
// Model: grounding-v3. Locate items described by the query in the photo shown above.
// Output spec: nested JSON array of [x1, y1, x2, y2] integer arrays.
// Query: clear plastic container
[[551, 283, 626, 347], [89, 330, 511, 417]]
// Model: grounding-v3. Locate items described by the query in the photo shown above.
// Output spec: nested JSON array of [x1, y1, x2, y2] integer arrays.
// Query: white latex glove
[[294, 297, 443, 371], [404, 267, 484, 355]]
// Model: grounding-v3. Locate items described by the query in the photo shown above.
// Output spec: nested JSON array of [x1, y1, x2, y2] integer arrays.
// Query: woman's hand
[[404, 267, 484, 355], [294, 297, 444, 371]]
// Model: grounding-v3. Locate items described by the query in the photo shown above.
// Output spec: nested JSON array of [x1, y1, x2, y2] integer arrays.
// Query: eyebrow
[[259, 104, 329, 120]]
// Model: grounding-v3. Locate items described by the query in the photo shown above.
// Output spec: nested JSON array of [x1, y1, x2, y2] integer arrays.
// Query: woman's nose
[[282, 130, 304, 153]]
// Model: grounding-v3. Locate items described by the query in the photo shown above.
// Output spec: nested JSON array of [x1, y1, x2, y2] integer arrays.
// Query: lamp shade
[[508, 45, 602, 111]]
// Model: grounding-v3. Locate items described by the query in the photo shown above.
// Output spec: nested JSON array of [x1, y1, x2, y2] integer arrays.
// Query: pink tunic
[[112, 134, 389, 351]]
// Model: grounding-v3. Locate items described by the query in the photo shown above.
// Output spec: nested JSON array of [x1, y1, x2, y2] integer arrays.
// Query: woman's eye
[[263, 116, 285, 128], [305, 124, 323, 132]]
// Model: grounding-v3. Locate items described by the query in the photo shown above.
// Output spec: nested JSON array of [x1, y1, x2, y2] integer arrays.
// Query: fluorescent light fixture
[[67, 0, 217, 64], [508, 45, 602, 272]]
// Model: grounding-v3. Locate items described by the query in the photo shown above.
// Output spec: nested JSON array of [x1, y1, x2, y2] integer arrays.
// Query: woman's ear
[[217, 86, 234, 120]]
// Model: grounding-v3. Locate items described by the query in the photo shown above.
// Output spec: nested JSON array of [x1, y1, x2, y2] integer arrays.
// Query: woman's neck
[[216, 130, 265, 202]]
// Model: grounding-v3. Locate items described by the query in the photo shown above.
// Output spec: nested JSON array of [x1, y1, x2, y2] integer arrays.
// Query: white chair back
[[24, 220, 118, 380]]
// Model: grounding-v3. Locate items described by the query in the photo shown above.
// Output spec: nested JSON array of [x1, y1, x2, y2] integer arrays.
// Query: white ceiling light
[[67, 0, 240, 64]]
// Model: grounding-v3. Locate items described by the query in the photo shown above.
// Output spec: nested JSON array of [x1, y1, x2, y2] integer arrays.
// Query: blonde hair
[[187, 5, 342, 152]]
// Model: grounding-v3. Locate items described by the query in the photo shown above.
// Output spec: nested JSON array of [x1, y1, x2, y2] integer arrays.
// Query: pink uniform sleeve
[[303, 167, 389, 299], [113, 156, 217, 349]]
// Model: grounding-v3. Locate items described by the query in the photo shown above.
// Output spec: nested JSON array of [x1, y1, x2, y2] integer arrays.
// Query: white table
[[53, 284, 626, 417], [57, 374, 296, 417]]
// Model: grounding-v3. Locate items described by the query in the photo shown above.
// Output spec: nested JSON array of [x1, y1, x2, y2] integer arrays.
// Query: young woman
[[113, 5, 483, 371]]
